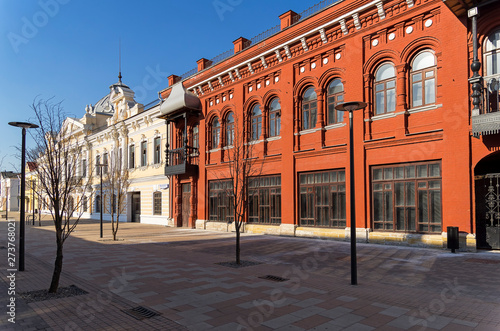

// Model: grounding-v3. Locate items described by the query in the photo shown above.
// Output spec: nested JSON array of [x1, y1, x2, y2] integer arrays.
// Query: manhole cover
[[258, 275, 289, 282], [122, 306, 161, 320]]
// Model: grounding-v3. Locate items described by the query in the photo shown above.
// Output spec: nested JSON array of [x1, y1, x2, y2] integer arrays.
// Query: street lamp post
[[9, 121, 39, 272], [335, 102, 367, 286], [31, 180, 35, 226]]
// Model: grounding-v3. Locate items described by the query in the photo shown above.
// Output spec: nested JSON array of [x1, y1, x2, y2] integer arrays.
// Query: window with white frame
[[374, 63, 396, 114], [154, 137, 161, 164], [129, 145, 135, 169], [141, 141, 147, 167], [326, 79, 345, 124], [154, 191, 162, 215], [411, 51, 437, 108], [302, 87, 317, 130], [269, 98, 281, 137], [226, 112, 234, 146]]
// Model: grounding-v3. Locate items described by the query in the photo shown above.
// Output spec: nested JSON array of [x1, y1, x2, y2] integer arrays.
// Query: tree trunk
[[236, 223, 241, 265], [48, 240, 63, 293]]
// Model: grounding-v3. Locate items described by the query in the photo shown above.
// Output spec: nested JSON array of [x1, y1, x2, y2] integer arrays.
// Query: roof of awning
[[443, 0, 491, 17], [159, 83, 201, 118]]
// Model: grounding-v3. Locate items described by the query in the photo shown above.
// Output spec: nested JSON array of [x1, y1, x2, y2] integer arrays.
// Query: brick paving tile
[[292, 314, 332, 329], [2, 219, 500, 330]]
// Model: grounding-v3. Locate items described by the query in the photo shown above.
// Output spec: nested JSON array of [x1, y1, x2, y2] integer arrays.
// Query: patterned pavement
[[1, 218, 500, 330]]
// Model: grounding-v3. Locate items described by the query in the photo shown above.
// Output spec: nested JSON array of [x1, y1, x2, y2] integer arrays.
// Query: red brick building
[[158, 0, 500, 251]]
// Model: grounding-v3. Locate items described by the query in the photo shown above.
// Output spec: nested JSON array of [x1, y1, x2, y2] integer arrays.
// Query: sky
[[0, 0, 316, 172]]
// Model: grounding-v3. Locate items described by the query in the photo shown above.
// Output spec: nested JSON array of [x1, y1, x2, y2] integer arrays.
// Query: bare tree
[[214, 113, 262, 265], [103, 147, 129, 240], [26, 98, 92, 293]]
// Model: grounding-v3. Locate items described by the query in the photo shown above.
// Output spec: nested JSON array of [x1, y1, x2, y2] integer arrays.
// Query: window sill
[[248, 139, 264, 145], [207, 148, 221, 153], [296, 127, 322, 136], [324, 123, 346, 130], [266, 136, 282, 142], [367, 111, 402, 121], [408, 103, 442, 114]]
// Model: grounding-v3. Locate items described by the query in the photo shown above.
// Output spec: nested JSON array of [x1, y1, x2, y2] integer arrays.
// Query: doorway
[[131, 192, 141, 223], [182, 183, 191, 227]]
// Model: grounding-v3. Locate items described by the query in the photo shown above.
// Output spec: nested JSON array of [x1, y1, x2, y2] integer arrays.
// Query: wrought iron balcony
[[164, 146, 199, 176], [472, 75, 500, 137]]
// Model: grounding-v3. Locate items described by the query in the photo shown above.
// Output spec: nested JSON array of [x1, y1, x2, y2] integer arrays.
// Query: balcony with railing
[[472, 74, 500, 137], [165, 146, 199, 176]]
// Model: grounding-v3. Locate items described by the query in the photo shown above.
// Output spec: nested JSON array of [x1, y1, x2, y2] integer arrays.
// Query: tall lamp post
[[31, 180, 36, 226], [335, 102, 367, 286], [9, 121, 39, 272]]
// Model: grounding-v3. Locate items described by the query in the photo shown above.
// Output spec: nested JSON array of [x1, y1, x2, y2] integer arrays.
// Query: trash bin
[[447, 226, 459, 253]]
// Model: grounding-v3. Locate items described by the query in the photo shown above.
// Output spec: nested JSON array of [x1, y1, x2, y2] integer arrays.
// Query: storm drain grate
[[122, 306, 161, 320], [259, 275, 289, 282]]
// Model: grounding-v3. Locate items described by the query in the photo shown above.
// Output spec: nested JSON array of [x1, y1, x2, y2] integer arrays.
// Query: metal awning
[[443, 0, 495, 17], [159, 83, 201, 119], [472, 112, 500, 137]]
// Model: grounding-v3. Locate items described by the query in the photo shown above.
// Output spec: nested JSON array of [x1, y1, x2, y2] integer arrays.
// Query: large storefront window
[[248, 176, 281, 224], [208, 180, 234, 223], [299, 170, 346, 228], [372, 161, 442, 233]]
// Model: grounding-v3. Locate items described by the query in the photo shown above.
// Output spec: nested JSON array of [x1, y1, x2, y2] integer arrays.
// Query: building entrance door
[[182, 183, 191, 227], [131, 192, 141, 223], [476, 174, 500, 249]]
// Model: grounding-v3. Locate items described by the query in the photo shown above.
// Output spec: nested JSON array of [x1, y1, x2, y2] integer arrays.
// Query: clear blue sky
[[0, 0, 315, 171]]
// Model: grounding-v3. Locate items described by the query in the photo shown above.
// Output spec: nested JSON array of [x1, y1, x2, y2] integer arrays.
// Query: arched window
[[485, 28, 500, 76], [411, 51, 436, 107], [374, 63, 396, 114], [326, 79, 345, 124], [226, 112, 234, 146], [95, 194, 101, 213], [251, 104, 262, 141], [269, 98, 281, 137], [211, 117, 220, 149], [302, 87, 317, 130]]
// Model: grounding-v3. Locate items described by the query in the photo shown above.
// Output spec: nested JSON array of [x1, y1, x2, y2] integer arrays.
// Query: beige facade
[[39, 80, 170, 225]]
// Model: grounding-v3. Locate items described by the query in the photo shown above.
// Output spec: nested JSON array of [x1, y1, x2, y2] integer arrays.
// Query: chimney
[[233, 37, 250, 54], [197, 58, 212, 72], [279, 10, 299, 30], [168, 75, 181, 87]]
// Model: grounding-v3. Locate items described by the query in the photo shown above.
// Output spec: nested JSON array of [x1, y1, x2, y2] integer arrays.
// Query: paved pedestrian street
[[1, 219, 500, 330]]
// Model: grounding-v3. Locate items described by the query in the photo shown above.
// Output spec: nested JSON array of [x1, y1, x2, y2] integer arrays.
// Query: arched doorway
[[475, 152, 500, 249]]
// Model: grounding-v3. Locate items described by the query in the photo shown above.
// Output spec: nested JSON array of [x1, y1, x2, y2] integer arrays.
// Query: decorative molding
[[376, 2, 386, 19], [260, 56, 268, 69], [208, 81, 213, 91], [247, 62, 254, 74], [319, 28, 328, 44], [228, 71, 235, 82], [406, 0, 414, 8], [234, 68, 241, 79], [275, 49, 283, 62], [284, 45, 291, 58], [300, 37, 309, 52], [218, 76, 224, 87], [353, 13, 361, 30], [339, 19, 348, 35]]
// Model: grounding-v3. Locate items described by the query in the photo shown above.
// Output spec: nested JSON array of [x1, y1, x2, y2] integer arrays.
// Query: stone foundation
[[194, 220, 478, 251]]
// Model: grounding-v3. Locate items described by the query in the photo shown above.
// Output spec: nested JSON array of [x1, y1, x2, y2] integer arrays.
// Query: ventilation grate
[[122, 306, 161, 320], [259, 275, 289, 282]]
